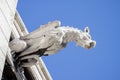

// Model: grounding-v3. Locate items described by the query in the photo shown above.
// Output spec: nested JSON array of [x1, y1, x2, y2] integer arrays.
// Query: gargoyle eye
[[55, 26, 58, 28], [83, 37, 87, 40]]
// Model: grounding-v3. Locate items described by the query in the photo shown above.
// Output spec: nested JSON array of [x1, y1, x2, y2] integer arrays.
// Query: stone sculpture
[[9, 21, 96, 67]]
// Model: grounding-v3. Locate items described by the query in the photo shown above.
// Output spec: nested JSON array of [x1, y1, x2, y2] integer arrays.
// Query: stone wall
[[0, 0, 52, 80], [0, 0, 18, 79]]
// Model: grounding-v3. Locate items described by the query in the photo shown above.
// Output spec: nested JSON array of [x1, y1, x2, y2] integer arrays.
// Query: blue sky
[[17, 0, 120, 80]]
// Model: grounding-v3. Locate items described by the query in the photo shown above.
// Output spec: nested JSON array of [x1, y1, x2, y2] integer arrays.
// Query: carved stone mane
[[9, 20, 96, 67]]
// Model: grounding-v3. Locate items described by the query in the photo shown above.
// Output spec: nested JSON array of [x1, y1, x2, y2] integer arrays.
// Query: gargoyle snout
[[89, 41, 96, 48]]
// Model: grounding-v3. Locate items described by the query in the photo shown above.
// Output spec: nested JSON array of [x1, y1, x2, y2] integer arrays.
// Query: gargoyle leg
[[18, 44, 40, 57]]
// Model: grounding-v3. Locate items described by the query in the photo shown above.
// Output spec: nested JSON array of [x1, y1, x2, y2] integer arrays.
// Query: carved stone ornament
[[9, 20, 96, 67]]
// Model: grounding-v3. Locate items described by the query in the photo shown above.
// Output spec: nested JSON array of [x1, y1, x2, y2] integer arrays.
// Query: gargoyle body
[[9, 21, 96, 67]]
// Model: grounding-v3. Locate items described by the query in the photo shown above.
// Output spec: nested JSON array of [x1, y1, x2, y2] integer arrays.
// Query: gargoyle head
[[76, 27, 96, 49]]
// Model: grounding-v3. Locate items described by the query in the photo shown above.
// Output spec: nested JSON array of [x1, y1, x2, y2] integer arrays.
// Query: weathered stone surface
[[9, 21, 96, 67], [0, 0, 18, 79]]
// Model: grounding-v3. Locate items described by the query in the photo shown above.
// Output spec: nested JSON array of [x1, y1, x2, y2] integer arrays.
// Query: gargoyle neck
[[61, 27, 82, 43]]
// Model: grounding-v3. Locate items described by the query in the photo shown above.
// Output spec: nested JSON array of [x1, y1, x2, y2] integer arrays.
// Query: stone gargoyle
[[9, 20, 96, 67]]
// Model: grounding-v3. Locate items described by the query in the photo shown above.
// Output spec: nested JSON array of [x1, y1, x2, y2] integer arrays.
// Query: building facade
[[0, 0, 52, 80]]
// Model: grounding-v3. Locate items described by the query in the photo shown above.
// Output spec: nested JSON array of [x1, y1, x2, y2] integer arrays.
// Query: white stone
[[9, 21, 96, 62]]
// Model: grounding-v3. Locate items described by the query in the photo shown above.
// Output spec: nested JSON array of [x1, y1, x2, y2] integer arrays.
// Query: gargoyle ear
[[84, 27, 90, 33]]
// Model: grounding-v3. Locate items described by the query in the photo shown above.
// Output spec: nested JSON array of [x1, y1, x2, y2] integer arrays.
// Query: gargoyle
[[9, 21, 96, 67]]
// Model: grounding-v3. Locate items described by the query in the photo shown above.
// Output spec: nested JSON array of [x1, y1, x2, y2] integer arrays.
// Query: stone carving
[[9, 21, 96, 67]]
